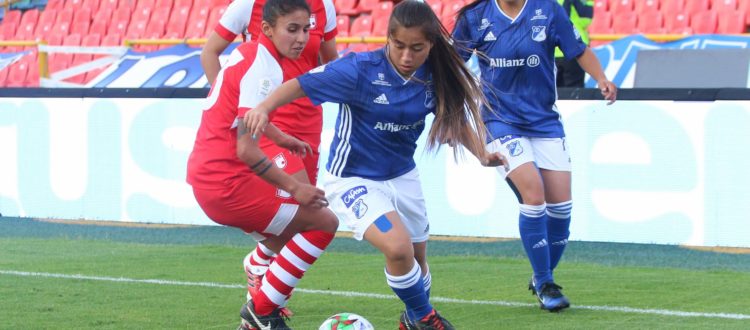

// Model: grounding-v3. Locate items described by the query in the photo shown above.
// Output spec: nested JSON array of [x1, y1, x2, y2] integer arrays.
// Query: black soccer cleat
[[399, 309, 455, 330], [238, 300, 291, 330]]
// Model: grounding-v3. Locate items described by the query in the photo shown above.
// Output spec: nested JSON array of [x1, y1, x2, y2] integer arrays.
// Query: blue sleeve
[[572, 0, 593, 18], [552, 3, 586, 60], [297, 53, 359, 105], [451, 11, 477, 62]]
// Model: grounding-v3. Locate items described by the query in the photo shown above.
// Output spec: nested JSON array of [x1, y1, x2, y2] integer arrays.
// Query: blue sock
[[386, 261, 432, 321], [547, 201, 572, 271], [422, 270, 431, 299], [519, 203, 552, 290]]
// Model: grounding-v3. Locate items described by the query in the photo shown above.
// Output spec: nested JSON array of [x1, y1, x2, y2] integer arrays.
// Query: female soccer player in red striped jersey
[[188, 0, 337, 328], [200, 0, 340, 308]]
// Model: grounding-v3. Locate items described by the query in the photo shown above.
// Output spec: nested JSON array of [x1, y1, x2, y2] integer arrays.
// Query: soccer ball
[[319, 313, 374, 330]]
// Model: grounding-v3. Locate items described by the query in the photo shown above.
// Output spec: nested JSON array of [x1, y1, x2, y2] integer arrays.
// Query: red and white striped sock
[[246, 242, 276, 268], [253, 230, 334, 315]]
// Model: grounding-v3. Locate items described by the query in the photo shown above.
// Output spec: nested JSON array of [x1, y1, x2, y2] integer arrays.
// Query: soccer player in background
[[199, 0, 339, 315], [452, 0, 617, 312], [243, 1, 507, 328], [187, 0, 338, 328]]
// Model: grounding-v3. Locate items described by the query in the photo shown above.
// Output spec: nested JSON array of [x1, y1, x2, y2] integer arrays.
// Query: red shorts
[[192, 141, 306, 239]]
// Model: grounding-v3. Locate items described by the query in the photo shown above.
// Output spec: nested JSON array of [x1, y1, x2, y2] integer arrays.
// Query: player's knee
[[316, 210, 339, 233], [381, 240, 414, 263]]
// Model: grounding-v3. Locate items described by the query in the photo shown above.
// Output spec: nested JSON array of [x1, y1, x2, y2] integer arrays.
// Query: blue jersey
[[297, 49, 436, 180], [452, 0, 586, 138]]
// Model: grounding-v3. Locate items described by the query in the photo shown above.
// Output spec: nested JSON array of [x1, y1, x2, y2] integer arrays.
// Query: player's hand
[[289, 183, 329, 208], [481, 151, 509, 171], [243, 108, 269, 139], [276, 134, 312, 158], [598, 80, 617, 105]]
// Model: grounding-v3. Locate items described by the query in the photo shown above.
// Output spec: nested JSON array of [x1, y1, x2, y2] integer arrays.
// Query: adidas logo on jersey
[[532, 238, 548, 249], [484, 31, 496, 41], [373, 93, 389, 104]]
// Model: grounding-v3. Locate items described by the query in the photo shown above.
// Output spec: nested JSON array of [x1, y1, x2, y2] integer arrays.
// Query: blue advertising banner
[[588, 34, 750, 88]]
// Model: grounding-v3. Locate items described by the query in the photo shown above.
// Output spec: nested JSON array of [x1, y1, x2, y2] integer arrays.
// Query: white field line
[[1, 270, 748, 320]]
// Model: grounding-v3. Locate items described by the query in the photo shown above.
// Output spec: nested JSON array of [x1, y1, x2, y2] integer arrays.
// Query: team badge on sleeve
[[273, 153, 287, 168]]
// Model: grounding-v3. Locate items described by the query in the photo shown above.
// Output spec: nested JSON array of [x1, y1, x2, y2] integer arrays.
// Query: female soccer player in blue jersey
[[452, 0, 617, 312], [244, 1, 506, 328]]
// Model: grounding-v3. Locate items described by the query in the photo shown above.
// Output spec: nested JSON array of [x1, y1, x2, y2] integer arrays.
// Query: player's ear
[[261, 21, 273, 38]]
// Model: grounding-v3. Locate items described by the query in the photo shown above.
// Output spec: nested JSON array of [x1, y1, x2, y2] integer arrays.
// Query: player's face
[[262, 9, 311, 59], [387, 26, 433, 77]]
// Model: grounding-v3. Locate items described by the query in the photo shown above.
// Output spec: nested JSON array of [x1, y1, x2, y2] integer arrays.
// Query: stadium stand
[[2, 0, 750, 87]]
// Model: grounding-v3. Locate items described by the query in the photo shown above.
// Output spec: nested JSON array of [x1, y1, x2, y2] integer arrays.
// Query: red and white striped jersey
[[188, 34, 288, 189], [213, 0, 339, 139]]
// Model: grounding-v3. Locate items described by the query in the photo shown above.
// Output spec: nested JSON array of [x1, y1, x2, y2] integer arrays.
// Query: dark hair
[[262, 0, 311, 26], [388, 0, 490, 160]]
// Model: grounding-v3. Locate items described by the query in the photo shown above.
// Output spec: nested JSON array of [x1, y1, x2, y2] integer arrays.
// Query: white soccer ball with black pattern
[[319, 313, 374, 330]]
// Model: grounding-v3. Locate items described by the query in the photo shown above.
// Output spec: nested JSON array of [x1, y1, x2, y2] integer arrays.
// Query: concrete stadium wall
[[1, 90, 749, 247]]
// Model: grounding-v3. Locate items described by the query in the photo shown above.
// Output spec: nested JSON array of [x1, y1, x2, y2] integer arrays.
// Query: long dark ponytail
[[388, 0, 490, 160]]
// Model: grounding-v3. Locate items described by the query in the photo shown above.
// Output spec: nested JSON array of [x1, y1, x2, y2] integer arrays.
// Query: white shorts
[[487, 135, 571, 179], [322, 168, 430, 242]]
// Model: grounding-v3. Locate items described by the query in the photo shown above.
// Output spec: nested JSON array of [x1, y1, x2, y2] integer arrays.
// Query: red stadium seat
[[119, 0, 138, 10], [334, 0, 359, 15], [335, 15, 350, 52], [45, 0, 65, 10], [205, 5, 228, 36], [184, 16, 208, 38], [71, 20, 91, 36], [712, 0, 738, 11], [589, 11, 613, 34], [55, 8, 74, 35], [72, 7, 91, 25], [6, 55, 32, 87], [356, 0, 380, 14], [156, 0, 175, 11], [1, 8, 22, 28], [166, 5, 191, 36], [739, 1, 750, 25], [68, 34, 101, 84], [637, 11, 664, 33], [592, 0, 608, 17], [34, 8, 58, 38], [612, 11, 638, 34], [610, 0, 635, 13], [90, 20, 107, 37], [429, 1, 443, 16], [125, 18, 148, 39], [0, 66, 9, 87], [663, 12, 690, 32], [372, 1, 394, 22], [0, 23, 16, 51], [81, 0, 100, 12], [102, 33, 123, 46], [67, 0, 84, 9], [690, 11, 717, 34], [660, 0, 685, 12], [109, 17, 130, 37], [348, 14, 373, 52], [132, 4, 153, 24], [635, 0, 661, 14], [370, 15, 388, 49], [716, 11, 746, 33], [175, 0, 193, 10], [99, 0, 120, 12], [684, 0, 710, 15], [336, 15, 350, 35], [441, 0, 464, 19]]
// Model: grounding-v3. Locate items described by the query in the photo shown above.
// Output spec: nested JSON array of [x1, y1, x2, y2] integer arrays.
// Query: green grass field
[[1, 217, 749, 329]]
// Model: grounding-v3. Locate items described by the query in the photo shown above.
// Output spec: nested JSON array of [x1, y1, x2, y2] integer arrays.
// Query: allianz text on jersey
[[489, 55, 541, 68]]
